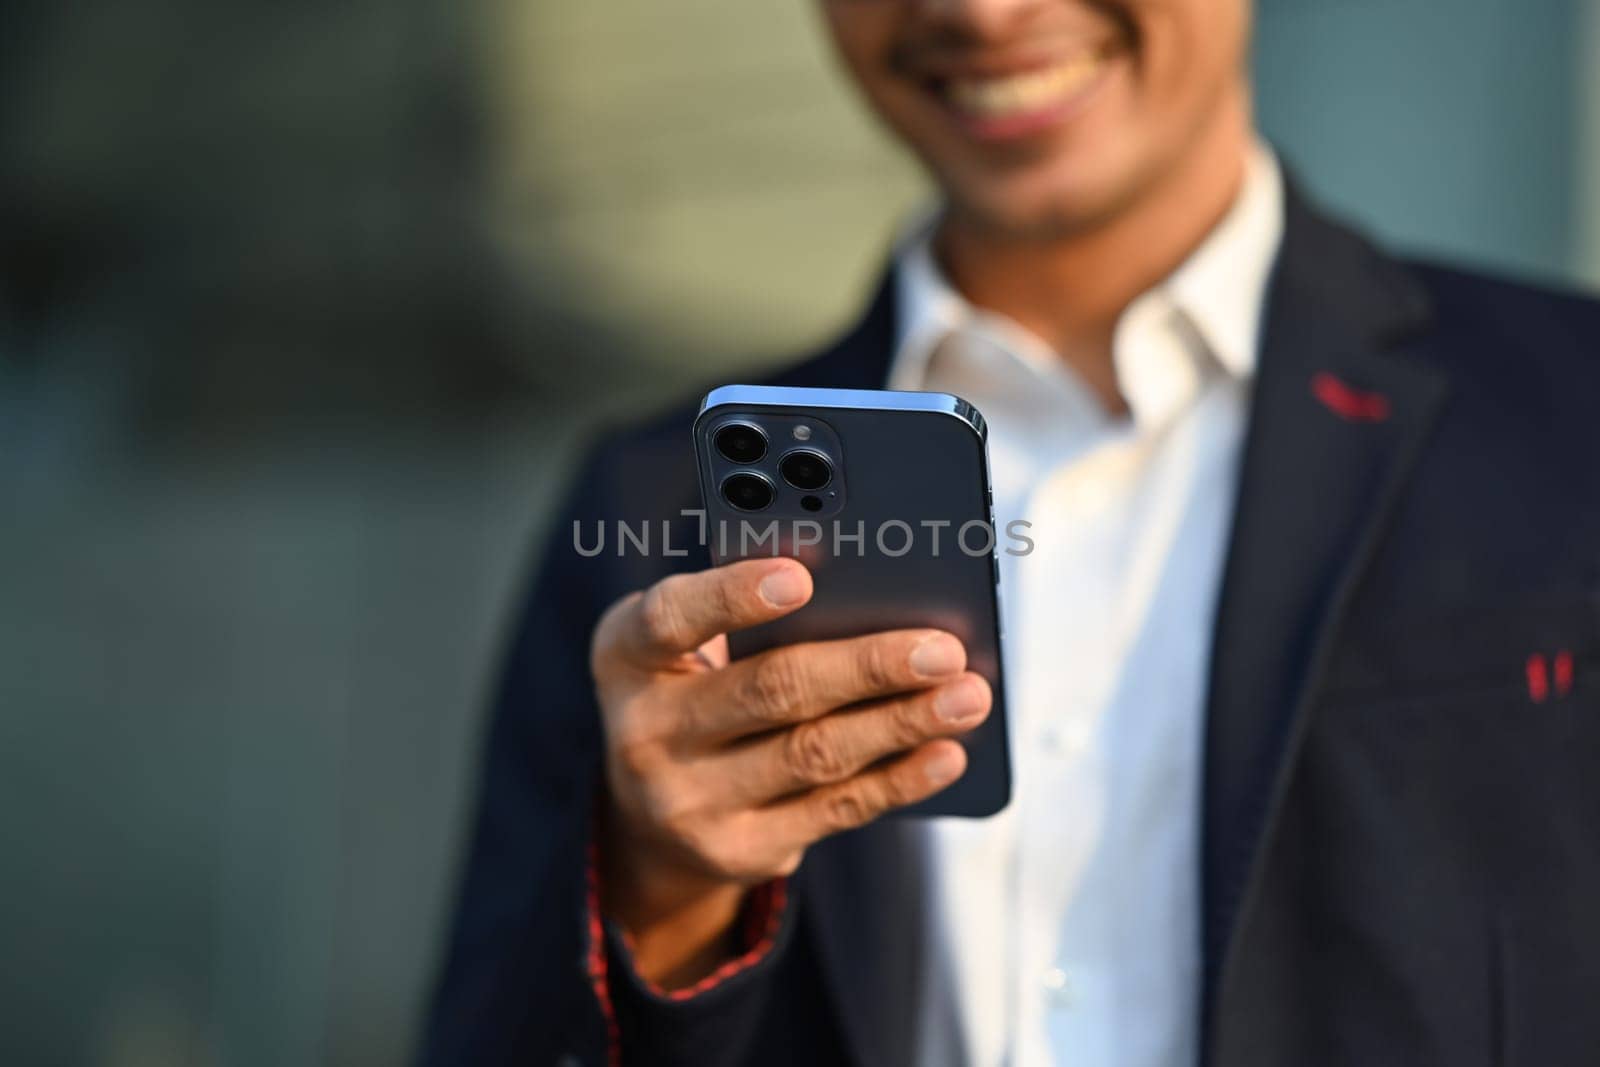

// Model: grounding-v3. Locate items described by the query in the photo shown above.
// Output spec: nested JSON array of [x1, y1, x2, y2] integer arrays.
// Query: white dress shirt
[[893, 143, 1285, 1067]]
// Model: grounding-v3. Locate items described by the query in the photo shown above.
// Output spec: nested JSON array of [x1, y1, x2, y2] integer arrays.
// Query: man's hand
[[590, 557, 991, 989]]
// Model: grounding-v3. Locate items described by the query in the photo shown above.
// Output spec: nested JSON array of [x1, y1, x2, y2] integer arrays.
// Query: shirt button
[[1041, 966, 1074, 1008]]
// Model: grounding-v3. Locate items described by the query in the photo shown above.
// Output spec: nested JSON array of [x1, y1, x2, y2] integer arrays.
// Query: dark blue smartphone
[[693, 384, 1011, 818]]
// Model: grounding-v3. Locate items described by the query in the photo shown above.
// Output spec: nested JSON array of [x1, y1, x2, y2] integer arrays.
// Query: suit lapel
[[1200, 190, 1449, 1037]]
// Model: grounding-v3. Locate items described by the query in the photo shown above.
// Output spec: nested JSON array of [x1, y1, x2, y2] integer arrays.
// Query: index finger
[[612, 558, 814, 667]]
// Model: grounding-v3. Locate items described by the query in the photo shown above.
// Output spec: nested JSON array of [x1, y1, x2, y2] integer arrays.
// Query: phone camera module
[[779, 449, 832, 492], [721, 472, 775, 512], [714, 422, 767, 464]]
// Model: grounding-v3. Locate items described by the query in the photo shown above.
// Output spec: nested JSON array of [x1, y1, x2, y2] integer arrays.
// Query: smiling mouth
[[931, 47, 1116, 139]]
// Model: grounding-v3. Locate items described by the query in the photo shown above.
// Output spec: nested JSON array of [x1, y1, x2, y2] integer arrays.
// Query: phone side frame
[[697, 384, 988, 446]]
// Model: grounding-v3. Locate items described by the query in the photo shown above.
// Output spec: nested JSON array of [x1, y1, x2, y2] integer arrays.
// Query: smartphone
[[693, 384, 1010, 818]]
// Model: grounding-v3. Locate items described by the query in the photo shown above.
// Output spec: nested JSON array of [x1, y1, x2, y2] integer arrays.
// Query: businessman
[[424, 1, 1600, 1064]]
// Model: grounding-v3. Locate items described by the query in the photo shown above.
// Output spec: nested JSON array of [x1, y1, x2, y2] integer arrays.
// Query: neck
[[934, 84, 1253, 413]]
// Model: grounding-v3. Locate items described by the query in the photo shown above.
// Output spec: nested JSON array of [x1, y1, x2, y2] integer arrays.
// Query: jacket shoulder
[[1407, 258, 1600, 316], [1397, 259, 1600, 457], [1405, 259, 1600, 373]]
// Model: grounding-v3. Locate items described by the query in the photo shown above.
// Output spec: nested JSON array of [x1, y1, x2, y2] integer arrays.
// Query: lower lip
[[938, 62, 1115, 144]]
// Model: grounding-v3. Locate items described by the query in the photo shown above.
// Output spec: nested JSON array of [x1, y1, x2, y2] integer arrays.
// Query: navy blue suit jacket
[[420, 190, 1600, 1066]]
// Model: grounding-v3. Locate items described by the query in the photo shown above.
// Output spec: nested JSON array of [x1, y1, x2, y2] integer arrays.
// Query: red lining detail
[[585, 825, 789, 1059], [640, 879, 788, 1002], [1554, 649, 1574, 697], [585, 841, 622, 1067], [1311, 371, 1391, 422], [1526, 653, 1550, 704]]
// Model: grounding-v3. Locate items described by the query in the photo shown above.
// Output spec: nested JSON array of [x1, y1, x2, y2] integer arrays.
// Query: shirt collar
[[888, 140, 1285, 393], [1162, 140, 1284, 380]]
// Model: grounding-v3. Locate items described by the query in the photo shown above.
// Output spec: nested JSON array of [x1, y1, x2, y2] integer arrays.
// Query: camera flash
[[792, 425, 812, 441]]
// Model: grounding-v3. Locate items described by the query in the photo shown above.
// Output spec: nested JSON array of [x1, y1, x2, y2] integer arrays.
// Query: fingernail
[[759, 566, 808, 608], [926, 747, 966, 786], [933, 677, 987, 723], [909, 634, 964, 678]]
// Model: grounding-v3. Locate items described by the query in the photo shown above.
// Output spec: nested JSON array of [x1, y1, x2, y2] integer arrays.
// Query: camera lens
[[714, 423, 767, 464], [721, 472, 775, 512], [779, 449, 832, 492]]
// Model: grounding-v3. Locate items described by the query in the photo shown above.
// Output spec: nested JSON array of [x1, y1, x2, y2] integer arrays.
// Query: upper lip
[[907, 40, 1119, 83]]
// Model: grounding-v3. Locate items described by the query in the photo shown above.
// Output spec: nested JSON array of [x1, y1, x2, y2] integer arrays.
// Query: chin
[[943, 152, 1145, 239]]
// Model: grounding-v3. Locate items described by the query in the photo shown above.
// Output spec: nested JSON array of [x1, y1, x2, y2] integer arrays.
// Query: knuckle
[[856, 638, 900, 693], [709, 571, 744, 625], [783, 722, 850, 784], [891, 695, 934, 746], [884, 759, 928, 807], [637, 580, 687, 649], [590, 591, 642, 673], [817, 786, 874, 833], [744, 652, 805, 717]]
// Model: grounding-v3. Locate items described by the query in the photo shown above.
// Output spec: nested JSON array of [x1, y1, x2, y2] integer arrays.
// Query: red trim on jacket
[[1554, 649, 1575, 697], [1526, 652, 1550, 703], [584, 840, 623, 1067], [1312, 371, 1392, 422], [584, 839, 789, 1062], [622, 878, 788, 1002]]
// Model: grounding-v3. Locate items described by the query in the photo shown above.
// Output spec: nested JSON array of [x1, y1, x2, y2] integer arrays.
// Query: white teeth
[[945, 55, 1103, 119]]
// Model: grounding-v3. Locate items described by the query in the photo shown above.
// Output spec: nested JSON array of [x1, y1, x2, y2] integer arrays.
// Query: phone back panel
[[694, 385, 1010, 818]]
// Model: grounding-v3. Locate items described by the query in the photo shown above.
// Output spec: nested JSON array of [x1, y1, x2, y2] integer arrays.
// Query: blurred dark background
[[2, 1, 1596, 1064]]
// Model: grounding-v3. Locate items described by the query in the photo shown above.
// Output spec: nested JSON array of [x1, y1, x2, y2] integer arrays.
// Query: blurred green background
[[3, 1, 1597, 1064]]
